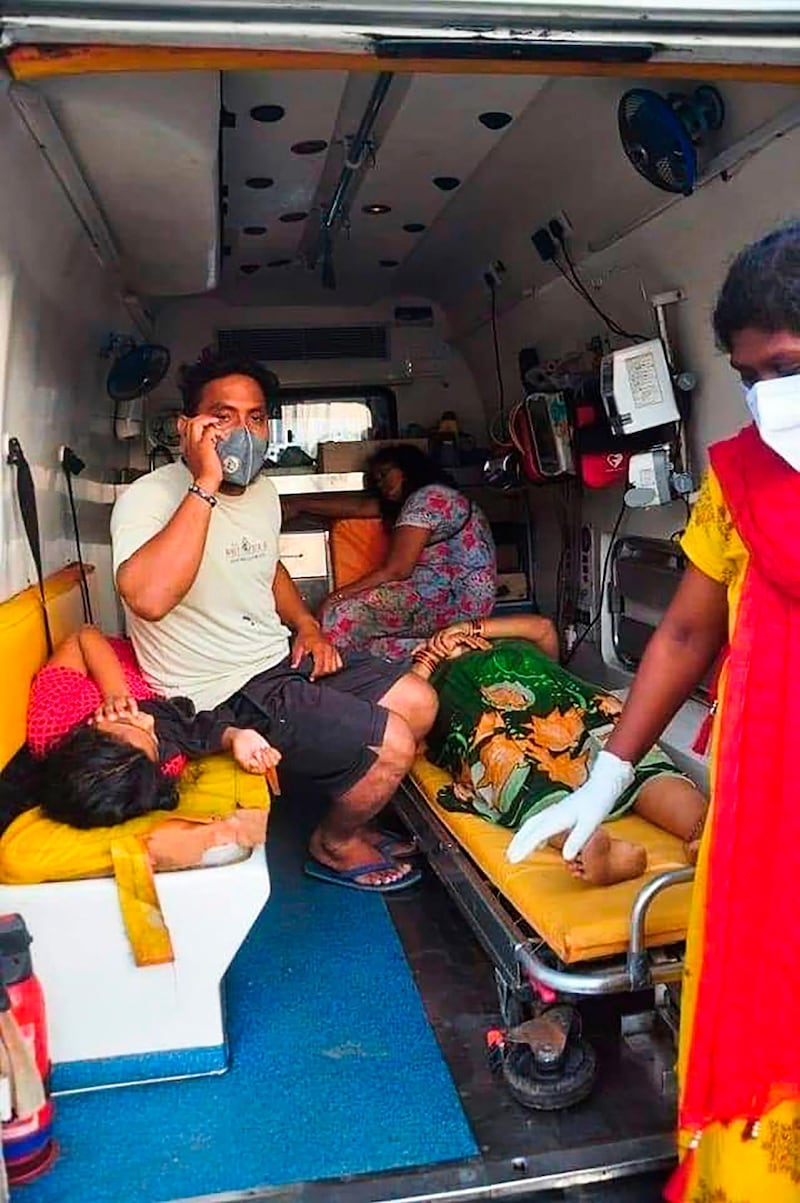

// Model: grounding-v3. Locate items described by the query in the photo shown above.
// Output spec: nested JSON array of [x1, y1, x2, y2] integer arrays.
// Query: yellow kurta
[[677, 470, 800, 1202]]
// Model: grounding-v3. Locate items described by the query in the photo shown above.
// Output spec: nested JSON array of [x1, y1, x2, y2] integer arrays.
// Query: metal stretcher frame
[[396, 774, 695, 1001]]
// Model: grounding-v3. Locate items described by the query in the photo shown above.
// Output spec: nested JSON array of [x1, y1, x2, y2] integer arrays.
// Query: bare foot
[[309, 828, 414, 888], [549, 829, 647, 886]]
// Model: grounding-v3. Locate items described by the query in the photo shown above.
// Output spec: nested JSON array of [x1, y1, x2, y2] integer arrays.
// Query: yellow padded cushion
[[0, 753, 270, 885], [0, 566, 89, 771], [411, 756, 693, 965]]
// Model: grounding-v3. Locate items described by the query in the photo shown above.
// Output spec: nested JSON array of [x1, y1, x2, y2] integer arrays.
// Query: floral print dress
[[427, 638, 678, 827], [321, 483, 496, 660]]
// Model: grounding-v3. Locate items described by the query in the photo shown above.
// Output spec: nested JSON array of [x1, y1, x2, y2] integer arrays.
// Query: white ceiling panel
[[32, 67, 800, 318], [40, 71, 220, 297], [342, 74, 550, 276], [220, 70, 548, 303], [221, 70, 349, 284]]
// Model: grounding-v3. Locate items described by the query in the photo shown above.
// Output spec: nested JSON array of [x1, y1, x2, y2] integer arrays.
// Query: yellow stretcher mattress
[[411, 757, 694, 965]]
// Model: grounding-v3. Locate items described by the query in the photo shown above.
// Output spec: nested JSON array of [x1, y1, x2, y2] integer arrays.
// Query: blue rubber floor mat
[[18, 806, 477, 1202]]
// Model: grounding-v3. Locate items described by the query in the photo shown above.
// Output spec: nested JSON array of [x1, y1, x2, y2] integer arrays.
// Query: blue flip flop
[[303, 855, 421, 893], [374, 827, 420, 860]]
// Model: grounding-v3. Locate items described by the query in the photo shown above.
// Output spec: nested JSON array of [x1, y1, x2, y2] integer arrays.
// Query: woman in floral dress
[[289, 445, 496, 659]]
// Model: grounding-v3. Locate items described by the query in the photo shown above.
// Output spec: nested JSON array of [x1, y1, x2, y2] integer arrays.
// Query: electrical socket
[[531, 227, 557, 262], [650, 288, 686, 307], [482, 260, 507, 289], [547, 211, 573, 242]]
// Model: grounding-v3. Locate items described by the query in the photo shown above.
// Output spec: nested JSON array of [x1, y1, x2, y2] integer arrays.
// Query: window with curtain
[[278, 398, 372, 459]]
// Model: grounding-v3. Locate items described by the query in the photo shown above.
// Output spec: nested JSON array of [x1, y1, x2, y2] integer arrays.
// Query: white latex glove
[[505, 750, 635, 865]]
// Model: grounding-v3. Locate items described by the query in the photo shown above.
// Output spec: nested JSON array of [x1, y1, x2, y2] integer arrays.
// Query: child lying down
[[21, 625, 279, 870], [409, 614, 707, 887]]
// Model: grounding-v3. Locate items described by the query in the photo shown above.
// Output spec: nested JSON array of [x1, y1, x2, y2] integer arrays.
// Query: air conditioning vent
[[218, 325, 389, 362]]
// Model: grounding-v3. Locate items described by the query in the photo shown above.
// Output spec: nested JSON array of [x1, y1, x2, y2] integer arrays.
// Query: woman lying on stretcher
[[409, 614, 707, 887], [22, 626, 280, 869]]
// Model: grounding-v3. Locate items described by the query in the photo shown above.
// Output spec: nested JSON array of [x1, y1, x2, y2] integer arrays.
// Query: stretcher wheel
[[502, 1035, 597, 1110]]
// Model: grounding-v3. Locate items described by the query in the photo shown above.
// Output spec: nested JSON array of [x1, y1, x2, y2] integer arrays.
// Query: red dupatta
[[667, 423, 800, 1198]]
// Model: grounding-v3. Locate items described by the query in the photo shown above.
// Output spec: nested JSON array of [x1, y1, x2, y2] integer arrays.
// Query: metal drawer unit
[[610, 536, 684, 669], [278, 529, 332, 613], [609, 534, 712, 698]]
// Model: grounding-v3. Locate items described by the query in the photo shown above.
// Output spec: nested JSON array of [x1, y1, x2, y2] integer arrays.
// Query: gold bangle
[[413, 651, 438, 672]]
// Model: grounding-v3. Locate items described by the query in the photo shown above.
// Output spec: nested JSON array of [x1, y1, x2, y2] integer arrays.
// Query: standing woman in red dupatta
[[505, 223, 800, 1202]]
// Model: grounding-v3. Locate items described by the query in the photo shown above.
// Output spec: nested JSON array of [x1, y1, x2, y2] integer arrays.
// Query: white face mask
[[743, 374, 800, 472]]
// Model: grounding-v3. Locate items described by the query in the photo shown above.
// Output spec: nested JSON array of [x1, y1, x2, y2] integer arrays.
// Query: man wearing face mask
[[110, 351, 438, 893], [505, 223, 800, 1203]]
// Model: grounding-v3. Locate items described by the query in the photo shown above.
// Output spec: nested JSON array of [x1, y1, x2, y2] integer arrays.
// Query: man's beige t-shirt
[[111, 462, 290, 710]]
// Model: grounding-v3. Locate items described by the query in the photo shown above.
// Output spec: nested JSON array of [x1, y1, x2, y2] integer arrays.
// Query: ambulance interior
[[0, 56, 798, 1202]]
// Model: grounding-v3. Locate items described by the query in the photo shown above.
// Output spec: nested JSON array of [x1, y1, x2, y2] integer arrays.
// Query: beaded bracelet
[[188, 482, 218, 508]]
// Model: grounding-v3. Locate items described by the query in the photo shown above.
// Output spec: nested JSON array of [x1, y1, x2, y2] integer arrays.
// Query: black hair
[[365, 443, 454, 527], [177, 349, 280, 417], [0, 746, 46, 833], [713, 221, 800, 352], [35, 726, 179, 830]]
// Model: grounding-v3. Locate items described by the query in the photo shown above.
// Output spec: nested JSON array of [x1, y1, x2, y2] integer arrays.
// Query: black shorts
[[226, 654, 410, 795]]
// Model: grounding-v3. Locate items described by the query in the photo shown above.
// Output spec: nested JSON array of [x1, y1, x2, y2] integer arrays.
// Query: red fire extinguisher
[[0, 914, 57, 1184]]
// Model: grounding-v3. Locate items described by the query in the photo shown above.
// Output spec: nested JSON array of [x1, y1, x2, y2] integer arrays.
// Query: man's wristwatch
[[188, 482, 218, 508]]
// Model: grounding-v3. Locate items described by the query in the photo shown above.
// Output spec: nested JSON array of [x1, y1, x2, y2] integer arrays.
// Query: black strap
[[7, 438, 53, 655], [63, 464, 93, 624]]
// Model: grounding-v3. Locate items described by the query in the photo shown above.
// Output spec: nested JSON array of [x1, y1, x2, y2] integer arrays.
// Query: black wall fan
[[106, 341, 171, 403], [105, 338, 171, 441], [618, 85, 725, 196]]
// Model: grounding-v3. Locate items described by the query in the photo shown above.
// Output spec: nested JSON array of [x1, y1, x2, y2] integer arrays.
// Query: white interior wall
[[0, 78, 131, 626], [455, 122, 800, 618], [149, 296, 486, 441]]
